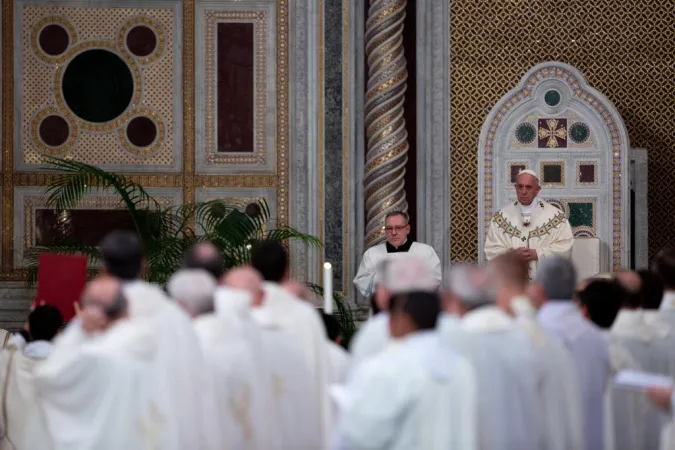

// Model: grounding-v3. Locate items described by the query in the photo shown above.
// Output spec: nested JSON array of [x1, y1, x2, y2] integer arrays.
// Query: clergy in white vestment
[[223, 265, 321, 449], [24, 277, 171, 450], [353, 210, 441, 302], [441, 263, 543, 450], [320, 311, 350, 385], [0, 305, 63, 450], [484, 169, 573, 279], [168, 268, 261, 450], [349, 257, 440, 371], [652, 250, 675, 372], [250, 240, 328, 448], [334, 291, 477, 450], [100, 231, 219, 450], [647, 387, 675, 450], [529, 256, 611, 450], [489, 251, 584, 450], [578, 278, 657, 450]]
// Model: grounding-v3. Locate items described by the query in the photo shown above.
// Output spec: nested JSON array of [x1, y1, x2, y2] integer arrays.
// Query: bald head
[[81, 276, 127, 321], [183, 242, 224, 279], [222, 266, 265, 307], [616, 270, 643, 308]]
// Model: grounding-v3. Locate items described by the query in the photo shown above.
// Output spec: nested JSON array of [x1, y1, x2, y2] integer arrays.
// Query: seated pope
[[484, 169, 573, 278]]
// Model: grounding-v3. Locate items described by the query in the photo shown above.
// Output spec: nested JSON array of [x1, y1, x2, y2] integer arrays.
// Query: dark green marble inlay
[[568, 202, 594, 228], [543, 164, 563, 183], [569, 122, 590, 144], [515, 123, 535, 144], [544, 89, 561, 107]]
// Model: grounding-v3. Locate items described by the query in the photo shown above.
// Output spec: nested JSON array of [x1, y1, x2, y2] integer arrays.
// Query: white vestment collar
[[23, 340, 53, 360], [537, 300, 586, 342], [511, 295, 536, 318], [461, 305, 516, 333], [611, 309, 657, 342], [660, 291, 675, 311], [642, 310, 671, 337], [518, 195, 540, 215]]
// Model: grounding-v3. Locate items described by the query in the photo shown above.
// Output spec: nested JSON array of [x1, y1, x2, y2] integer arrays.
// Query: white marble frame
[[13, 0, 184, 173], [630, 148, 648, 269], [194, 186, 277, 232], [12, 186, 183, 268], [195, 1, 277, 174], [478, 62, 631, 271]]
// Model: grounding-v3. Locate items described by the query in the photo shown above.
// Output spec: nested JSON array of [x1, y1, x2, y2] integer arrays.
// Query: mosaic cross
[[538, 118, 567, 148]]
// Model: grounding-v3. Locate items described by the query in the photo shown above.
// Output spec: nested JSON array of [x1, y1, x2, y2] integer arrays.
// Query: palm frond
[[42, 156, 158, 237], [266, 227, 323, 247]]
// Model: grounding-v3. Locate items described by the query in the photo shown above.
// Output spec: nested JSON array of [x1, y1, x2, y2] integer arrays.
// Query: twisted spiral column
[[363, 0, 410, 248]]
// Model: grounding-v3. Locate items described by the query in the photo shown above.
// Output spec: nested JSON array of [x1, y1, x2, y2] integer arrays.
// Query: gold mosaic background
[[450, 0, 675, 262], [22, 6, 176, 167]]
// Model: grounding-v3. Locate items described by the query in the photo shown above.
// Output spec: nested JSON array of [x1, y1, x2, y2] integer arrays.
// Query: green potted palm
[[26, 156, 356, 343]]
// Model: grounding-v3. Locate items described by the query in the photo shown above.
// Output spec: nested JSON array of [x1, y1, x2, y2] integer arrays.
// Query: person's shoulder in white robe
[[348, 312, 391, 370], [335, 330, 477, 450], [25, 319, 169, 450]]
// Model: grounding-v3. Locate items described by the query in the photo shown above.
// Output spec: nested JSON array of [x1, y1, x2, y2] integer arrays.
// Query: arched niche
[[478, 62, 630, 272]]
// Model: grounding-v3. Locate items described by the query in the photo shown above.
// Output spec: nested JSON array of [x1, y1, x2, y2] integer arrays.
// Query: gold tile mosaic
[[21, 5, 176, 167], [450, 0, 675, 261]]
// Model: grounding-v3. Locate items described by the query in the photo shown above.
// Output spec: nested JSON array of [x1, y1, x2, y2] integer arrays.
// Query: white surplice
[[123, 280, 219, 450], [353, 242, 442, 298], [24, 319, 171, 450], [0, 341, 52, 450], [484, 199, 573, 278], [537, 301, 612, 450], [510, 296, 585, 450], [440, 306, 542, 450], [607, 310, 670, 450], [348, 312, 393, 372], [327, 341, 349, 385], [253, 282, 329, 448], [334, 330, 477, 450]]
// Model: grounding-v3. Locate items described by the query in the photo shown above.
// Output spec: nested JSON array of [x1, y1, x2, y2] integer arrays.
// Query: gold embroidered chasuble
[[484, 199, 574, 277]]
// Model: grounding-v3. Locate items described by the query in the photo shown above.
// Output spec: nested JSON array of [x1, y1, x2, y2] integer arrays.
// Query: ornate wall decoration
[[450, 0, 675, 262], [196, 7, 273, 172], [13, 186, 182, 268], [363, 0, 411, 248], [17, 3, 181, 171], [195, 187, 276, 230], [478, 63, 629, 271]]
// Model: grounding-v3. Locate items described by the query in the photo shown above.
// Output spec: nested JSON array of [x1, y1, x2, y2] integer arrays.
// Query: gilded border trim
[[2, 0, 13, 270], [528, 212, 567, 239], [183, 0, 195, 205], [492, 211, 521, 239]]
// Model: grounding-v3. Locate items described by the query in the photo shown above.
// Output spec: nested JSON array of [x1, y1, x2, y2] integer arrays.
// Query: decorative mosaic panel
[[450, 0, 675, 262], [577, 161, 599, 185], [477, 62, 629, 271], [540, 161, 565, 187], [13, 187, 182, 268], [17, 3, 182, 171], [508, 162, 528, 184], [548, 198, 597, 236], [195, 187, 277, 230], [195, 5, 276, 173]]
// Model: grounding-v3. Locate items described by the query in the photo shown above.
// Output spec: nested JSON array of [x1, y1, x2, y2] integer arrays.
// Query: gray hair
[[533, 256, 577, 300], [380, 256, 439, 293], [444, 264, 497, 308], [167, 269, 217, 316]]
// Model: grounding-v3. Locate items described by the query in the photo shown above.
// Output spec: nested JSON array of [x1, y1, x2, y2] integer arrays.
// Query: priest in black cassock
[[353, 210, 441, 311]]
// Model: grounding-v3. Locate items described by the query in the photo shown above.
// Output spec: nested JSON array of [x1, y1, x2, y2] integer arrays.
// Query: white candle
[[324, 262, 333, 315]]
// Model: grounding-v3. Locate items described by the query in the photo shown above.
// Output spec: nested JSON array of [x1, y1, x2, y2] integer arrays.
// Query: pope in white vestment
[[353, 211, 441, 298], [484, 170, 573, 278]]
